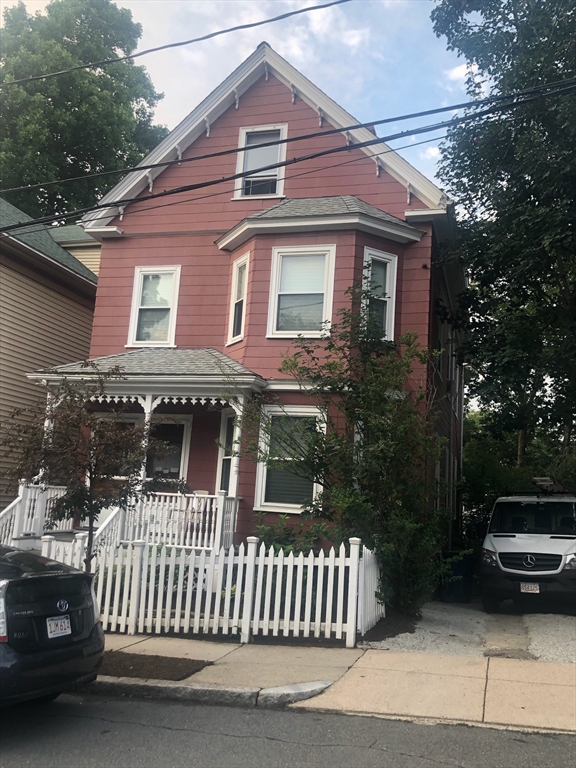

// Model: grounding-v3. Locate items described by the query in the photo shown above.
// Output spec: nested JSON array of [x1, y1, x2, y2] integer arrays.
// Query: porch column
[[139, 394, 155, 482], [228, 396, 246, 498]]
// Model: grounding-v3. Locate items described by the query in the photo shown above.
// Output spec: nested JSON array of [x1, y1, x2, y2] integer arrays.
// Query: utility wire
[[1, 83, 574, 235], [3, 75, 575, 196], [0, 0, 352, 88], [8, 134, 447, 240]]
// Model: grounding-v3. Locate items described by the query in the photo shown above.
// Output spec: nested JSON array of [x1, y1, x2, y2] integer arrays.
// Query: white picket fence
[[68, 536, 384, 647], [41, 533, 88, 570]]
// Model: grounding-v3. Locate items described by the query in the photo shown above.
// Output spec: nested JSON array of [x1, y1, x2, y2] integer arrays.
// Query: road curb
[[88, 675, 260, 707], [85, 676, 334, 709]]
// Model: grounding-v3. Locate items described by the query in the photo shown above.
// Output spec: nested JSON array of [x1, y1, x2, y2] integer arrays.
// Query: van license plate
[[520, 583, 539, 594], [47, 615, 71, 638]]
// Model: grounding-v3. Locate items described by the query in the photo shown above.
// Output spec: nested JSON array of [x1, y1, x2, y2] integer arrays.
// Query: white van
[[480, 494, 576, 612]]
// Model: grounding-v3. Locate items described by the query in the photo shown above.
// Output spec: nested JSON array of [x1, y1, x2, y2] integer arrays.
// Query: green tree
[[1, 368, 181, 571], [240, 295, 448, 616], [0, 0, 167, 217], [431, 0, 576, 466]]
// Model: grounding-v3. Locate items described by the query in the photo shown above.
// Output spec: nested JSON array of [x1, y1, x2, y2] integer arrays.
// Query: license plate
[[520, 582, 540, 594], [47, 615, 71, 639]]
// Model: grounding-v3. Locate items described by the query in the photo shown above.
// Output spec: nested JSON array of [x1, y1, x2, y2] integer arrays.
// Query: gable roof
[[83, 43, 447, 232], [217, 195, 424, 251], [0, 198, 97, 285]]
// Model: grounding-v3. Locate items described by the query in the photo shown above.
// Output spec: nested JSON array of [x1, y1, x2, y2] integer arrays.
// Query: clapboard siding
[[64, 244, 102, 276], [0, 261, 93, 510]]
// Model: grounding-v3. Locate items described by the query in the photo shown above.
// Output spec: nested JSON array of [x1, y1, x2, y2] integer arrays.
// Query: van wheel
[[481, 595, 500, 613]]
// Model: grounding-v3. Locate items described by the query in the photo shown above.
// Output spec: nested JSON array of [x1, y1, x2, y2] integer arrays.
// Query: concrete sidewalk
[[96, 633, 576, 733]]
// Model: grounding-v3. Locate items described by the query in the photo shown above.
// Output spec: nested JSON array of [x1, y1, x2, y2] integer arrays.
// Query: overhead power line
[[0, 0, 352, 88], [3, 76, 575, 196], [1, 82, 574, 236], [7, 134, 447, 241]]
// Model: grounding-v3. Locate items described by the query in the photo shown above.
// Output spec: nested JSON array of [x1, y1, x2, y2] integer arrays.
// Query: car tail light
[[90, 577, 100, 625], [0, 580, 8, 642]]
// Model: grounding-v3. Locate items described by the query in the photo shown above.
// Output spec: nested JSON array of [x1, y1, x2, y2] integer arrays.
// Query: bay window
[[267, 245, 336, 337]]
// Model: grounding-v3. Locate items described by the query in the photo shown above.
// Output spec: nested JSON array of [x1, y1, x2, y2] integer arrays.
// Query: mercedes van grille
[[498, 553, 562, 571]]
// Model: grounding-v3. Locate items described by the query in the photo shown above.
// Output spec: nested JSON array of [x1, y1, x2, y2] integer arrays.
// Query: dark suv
[[0, 545, 104, 705]]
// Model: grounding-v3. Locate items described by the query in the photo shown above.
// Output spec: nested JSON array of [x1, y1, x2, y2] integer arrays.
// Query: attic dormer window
[[235, 125, 287, 199]]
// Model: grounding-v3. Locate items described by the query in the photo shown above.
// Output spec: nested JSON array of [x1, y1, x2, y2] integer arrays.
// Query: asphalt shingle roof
[[247, 196, 412, 227], [49, 224, 96, 244], [0, 198, 97, 283], [46, 348, 262, 379]]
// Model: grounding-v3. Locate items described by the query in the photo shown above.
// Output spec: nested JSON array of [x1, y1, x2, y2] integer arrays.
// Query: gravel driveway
[[360, 599, 576, 664]]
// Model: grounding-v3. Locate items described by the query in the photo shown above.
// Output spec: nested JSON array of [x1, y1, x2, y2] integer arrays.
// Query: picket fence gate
[[77, 536, 384, 647]]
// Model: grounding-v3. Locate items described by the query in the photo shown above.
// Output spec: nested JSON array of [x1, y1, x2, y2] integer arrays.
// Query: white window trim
[[363, 247, 398, 341], [254, 404, 324, 515], [127, 265, 181, 348], [96, 413, 192, 481], [215, 408, 235, 493], [226, 252, 249, 345], [233, 124, 288, 199], [267, 244, 336, 339]]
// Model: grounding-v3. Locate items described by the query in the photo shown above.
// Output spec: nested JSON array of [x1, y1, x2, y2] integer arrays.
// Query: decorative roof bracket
[[291, 83, 297, 104], [375, 158, 381, 177], [264, 62, 269, 81], [406, 183, 412, 205], [345, 131, 352, 147], [234, 88, 239, 110], [146, 171, 154, 193], [317, 107, 324, 127], [118, 206, 125, 222], [204, 117, 210, 138], [175, 144, 182, 164]]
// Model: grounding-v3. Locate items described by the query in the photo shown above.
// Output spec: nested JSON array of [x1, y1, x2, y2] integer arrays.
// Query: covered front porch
[[0, 348, 266, 553]]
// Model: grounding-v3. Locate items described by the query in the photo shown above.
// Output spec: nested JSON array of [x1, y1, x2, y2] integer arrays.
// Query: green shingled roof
[[49, 223, 95, 244], [0, 198, 97, 283]]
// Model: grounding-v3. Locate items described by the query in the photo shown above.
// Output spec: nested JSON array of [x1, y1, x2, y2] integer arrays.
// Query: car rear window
[[6, 576, 91, 606], [489, 501, 576, 534]]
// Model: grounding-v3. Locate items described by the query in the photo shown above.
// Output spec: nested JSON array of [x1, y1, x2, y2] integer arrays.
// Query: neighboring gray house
[[0, 199, 98, 510]]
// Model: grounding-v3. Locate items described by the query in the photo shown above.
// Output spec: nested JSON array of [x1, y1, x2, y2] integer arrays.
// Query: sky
[[0, 0, 470, 185]]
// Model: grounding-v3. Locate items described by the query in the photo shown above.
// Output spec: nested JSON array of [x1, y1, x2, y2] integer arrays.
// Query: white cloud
[[446, 63, 469, 83], [420, 146, 440, 160]]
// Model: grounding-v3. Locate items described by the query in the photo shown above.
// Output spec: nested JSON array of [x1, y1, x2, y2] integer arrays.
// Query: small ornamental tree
[[1, 366, 182, 571], [240, 291, 449, 616]]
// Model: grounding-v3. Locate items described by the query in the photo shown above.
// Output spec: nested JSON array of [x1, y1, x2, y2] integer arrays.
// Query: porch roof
[[31, 349, 266, 396]]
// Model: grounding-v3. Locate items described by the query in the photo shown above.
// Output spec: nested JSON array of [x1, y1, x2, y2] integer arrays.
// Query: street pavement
[[99, 629, 576, 732], [1, 694, 575, 768]]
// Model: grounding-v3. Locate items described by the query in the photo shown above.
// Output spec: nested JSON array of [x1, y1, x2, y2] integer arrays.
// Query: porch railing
[[2, 484, 238, 554], [0, 483, 69, 546]]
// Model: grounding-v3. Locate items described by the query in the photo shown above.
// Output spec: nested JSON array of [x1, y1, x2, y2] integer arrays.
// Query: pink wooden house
[[33, 43, 464, 548]]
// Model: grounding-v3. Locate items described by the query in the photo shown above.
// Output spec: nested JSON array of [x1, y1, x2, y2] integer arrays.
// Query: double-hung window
[[128, 266, 181, 347], [268, 245, 336, 337], [254, 406, 322, 513], [228, 254, 249, 343], [235, 125, 287, 198], [364, 248, 397, 340]]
